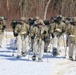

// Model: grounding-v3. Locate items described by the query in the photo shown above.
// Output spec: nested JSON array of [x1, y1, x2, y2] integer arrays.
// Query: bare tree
[[44, 0, 52, 20]]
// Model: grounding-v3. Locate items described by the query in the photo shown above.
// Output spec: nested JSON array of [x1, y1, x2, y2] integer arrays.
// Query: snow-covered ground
[[0, 31, 76, 75]]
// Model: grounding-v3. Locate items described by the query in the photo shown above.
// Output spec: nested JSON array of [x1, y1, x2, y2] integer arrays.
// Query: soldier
[[49, 17, 58, 56], [68, 18, 76, 61], [11, 20, 19, 37], [55, 16, 66, 54], [50, 15, 66, 56], [0, 17, 6, 47], [29, 17, 40, 51], [32, 19, 45, 62], [44, 19, 50, 52], [14, 17, 30, 58], [29, 18, 37, 51], [65, 21, 72, 47], [48, 17, 55, 52]]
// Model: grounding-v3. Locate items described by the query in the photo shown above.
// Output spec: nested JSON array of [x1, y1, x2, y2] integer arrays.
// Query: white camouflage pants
[[52, 34, 66, 54], [33, 39, 44, 59], [17, 34, 28, 56], [31, 39, 34, 50], [68, 38, 76, 59], [0, 33, 3, 46]]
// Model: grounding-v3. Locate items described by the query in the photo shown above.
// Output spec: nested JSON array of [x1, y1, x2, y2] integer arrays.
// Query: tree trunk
[[44, 0, 51, 20]]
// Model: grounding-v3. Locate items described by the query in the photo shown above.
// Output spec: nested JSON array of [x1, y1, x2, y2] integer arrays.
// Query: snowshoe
[[52, 47, 58, 56], [44, 49, 47, 52], [69, 56, 73, 61], [21, 51, 27, 57], [32, 54, 36, 61], [17, 55, 21, 58]]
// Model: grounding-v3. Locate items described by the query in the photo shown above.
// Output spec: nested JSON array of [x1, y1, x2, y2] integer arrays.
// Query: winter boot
[[17, 55, 21, 58], [44, 49, 47, 52], [21, 51, 28, 57], [52, 47, 58, 56], [32, 54, 36, 61], [69, 56, 73, 61]]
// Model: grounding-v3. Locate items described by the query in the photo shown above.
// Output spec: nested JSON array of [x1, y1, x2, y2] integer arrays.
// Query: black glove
[[2, 26, 6, 32], [68, 33, 70, 35], [14, 32, 18, 37], [34, 24, 38, 27], [27, 31, 29, 35], [57, 29, 65, 37], [62, 29, 65, 33], [43, 31, 46, 34], [51, 33, 54, 38], [31, 36, 35, 39]]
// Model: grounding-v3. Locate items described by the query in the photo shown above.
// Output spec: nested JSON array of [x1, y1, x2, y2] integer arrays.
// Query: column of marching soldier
[[0, 15, 76, 62]]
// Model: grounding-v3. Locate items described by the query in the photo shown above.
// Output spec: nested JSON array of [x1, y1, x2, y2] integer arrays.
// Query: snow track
[[0, 31, 76, 75]]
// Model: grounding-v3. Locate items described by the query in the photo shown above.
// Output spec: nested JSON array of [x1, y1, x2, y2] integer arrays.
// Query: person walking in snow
[[14, 17, 30, 58], [49, 15, 66, 56], [67, 18, 76, 61], [0, 17, 6, 47], [32, 19, 49, 62]]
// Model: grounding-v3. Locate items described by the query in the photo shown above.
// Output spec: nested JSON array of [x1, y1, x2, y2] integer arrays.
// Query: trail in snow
[[0, 31, 76, 75]]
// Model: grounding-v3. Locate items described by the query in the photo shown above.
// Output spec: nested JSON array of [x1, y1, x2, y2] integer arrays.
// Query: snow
[[0, 31, 76, 75]]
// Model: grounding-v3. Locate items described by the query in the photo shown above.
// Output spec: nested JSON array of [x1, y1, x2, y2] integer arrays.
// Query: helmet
[[57, 15, 62, 20], [0, 16, 4, 20], [50, 17, 54, 20], [38, 19, 44, 25], [12, 20, 17, 23], [35, 16, 39, 20], [57, 15, 62, 18], [44, 19, 49, 25], [28, 18, 34, 25], [33, 16, 39, 21], [20, 17, 26, 21]]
